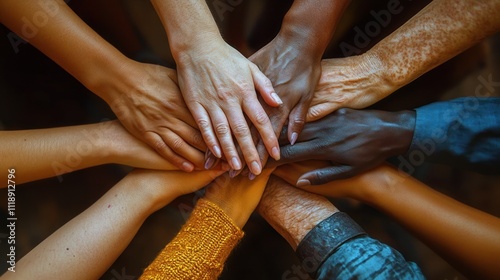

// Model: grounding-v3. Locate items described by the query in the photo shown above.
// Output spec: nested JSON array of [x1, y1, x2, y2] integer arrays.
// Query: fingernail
[[204, 156, 216, 170], [297, 179, 311, 187], [213, 145, 222, 158], [290, 132, 298, 146], [249, 173, 256, 180], [229, 169, 238, 178], [271, 146, 280, 161], [231, 157, 242, 170], [250, 160, 261, 175], [271, 92, 283, 105], [182, 162, 194, 172]]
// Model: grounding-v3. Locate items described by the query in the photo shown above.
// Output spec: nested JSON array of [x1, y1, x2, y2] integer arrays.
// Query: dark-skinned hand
[[269, 108, 416, 186]]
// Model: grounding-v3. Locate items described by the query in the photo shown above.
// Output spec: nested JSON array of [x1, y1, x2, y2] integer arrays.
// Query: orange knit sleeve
[[140, 198, 244, 280]]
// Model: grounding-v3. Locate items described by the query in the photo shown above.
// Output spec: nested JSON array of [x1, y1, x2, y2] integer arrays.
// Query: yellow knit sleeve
[[139, 198, 244, 280]]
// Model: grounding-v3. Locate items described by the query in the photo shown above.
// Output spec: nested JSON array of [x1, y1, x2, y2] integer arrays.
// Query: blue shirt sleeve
[[316, 236, 424, 280], [295, 212, 424, 280], [409, 97, 500, 174]]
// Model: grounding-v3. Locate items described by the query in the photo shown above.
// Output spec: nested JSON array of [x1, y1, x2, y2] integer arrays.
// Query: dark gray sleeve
[[295, 212, 425, 280]]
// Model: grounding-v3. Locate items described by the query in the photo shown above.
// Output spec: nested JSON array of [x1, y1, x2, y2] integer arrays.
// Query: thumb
[[250, 64, 282, 107], [297, 165, 357, 186]]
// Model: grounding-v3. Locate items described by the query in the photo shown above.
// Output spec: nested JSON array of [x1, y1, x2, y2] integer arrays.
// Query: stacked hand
[[249, 33, 321, 171], [99, 62, 207, 172], [271, 108, 415, 185], [175, 39, 282, 176]]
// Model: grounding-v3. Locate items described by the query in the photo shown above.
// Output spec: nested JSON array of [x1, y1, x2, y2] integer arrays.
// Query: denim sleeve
[[316, 237, 424, 280], [296, 212, 424, 280], [408, 97, 500, 174]]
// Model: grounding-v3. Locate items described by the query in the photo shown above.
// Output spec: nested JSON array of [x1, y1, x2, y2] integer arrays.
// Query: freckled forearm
[[369, 0, 500, 89]]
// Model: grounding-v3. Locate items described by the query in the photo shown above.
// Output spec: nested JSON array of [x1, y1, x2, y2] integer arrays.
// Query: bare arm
[[0, 121, 186, 186], [275, 162, 500, 279], [308, 0, 500, 120], [0, 0, 206, 171], [257, 175, 337, 250], [0, 168, 225, 280], [248, 0, 350, 174], [258, 175, 423, 279], [150, 0, 281, 176], [140, 169, 274, 280]]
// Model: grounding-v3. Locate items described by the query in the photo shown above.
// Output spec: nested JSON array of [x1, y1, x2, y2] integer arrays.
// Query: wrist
[[279, 3, 339, 59], [150, 0, 222, 63], [205, 195, 247, 229], [353, 164, 403, 205], [170, 30, 223, 63], [277, 24, 325, 61], [115, 171, 165, 216], [122, 170, 179, 214], [364, 47, 402, 94], [258, 177, 338, 250], [317, 54, 392, 110], [390, 110, 416, 155], [101, 120, 134, 164], [373, 109, 416, 159]]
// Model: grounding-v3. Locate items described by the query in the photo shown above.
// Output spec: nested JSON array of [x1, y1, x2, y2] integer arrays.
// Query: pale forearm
[[150, 0, 222, 59], [369, 0, 500, 91], [0, 121, 177, 186], [2, 172, 164, 280], [0, 122, 113, 186]]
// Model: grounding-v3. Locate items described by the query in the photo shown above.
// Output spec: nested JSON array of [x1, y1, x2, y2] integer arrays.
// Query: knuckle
[[215, 123, 230, 136], [280, 146, 294, 160], [292, 117, 305, 128], [196, 118, 212, 131], [238, 84, 256, 98], [169, 137, 186, 151], [253, 110, 270, 126], [191, 132, 205, 147], [313, 170, 330, 185], [151, 139, 168, 152], [216, 89, 232, 102], [232, 122, 250, 138]]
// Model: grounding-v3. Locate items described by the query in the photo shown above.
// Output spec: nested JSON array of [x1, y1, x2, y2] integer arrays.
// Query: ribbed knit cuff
[[140, 198, 244, 280]]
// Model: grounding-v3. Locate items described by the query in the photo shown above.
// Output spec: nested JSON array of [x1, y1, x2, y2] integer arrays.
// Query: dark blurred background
[[0, 0, 499, 279]]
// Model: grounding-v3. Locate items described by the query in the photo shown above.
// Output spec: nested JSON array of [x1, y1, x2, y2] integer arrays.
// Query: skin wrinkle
[[258, 176, 337, 249], [371, 0, 500, 89]]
